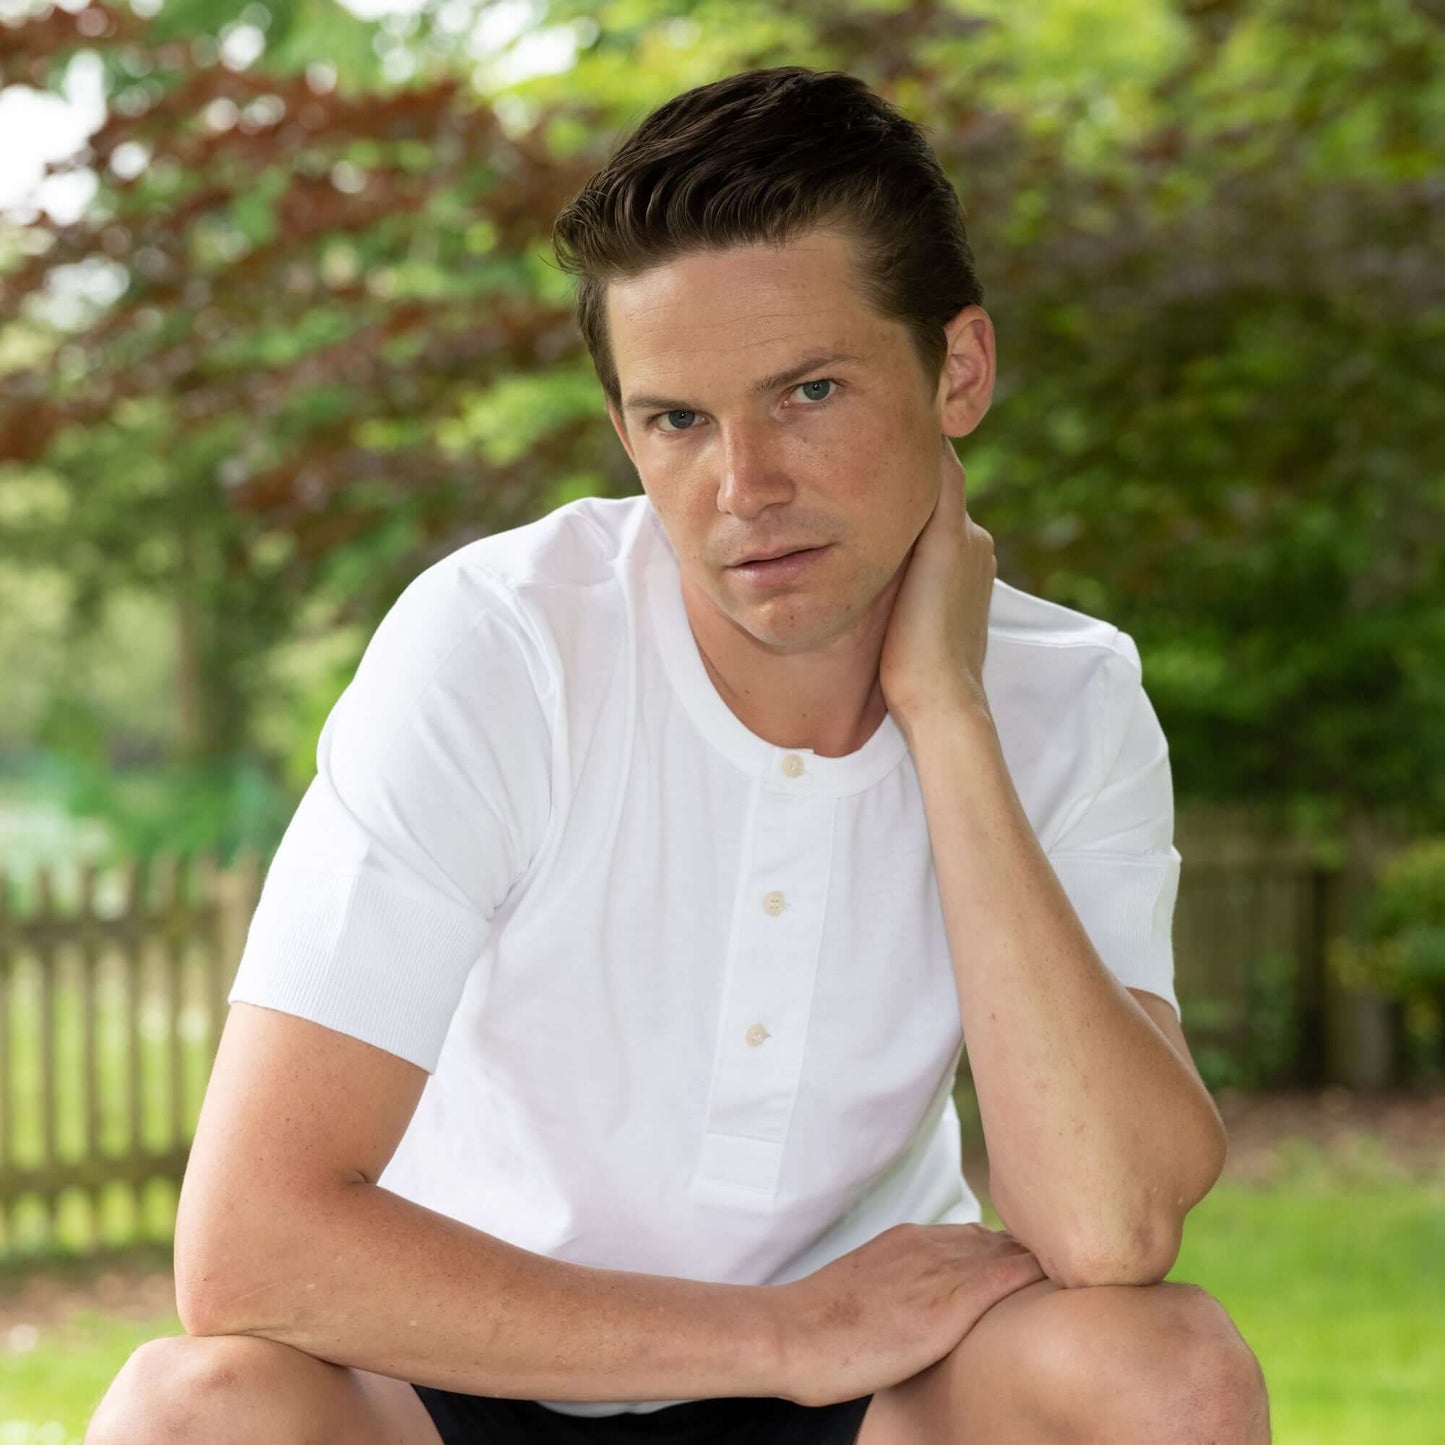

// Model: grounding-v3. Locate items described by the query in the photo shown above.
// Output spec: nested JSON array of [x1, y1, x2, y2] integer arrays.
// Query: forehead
[[609, 229, 860, 314], [606, 231, 892, 398]]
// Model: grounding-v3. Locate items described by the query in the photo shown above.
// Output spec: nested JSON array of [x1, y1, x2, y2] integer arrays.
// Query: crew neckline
[[643, 508, 910, 797]]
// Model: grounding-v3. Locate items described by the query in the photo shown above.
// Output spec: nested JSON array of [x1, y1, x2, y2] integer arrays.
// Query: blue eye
[[649, 378, 840, 434]]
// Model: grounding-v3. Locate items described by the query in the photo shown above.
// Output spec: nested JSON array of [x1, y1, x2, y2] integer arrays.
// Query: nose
[[714, 423, 795, 518]]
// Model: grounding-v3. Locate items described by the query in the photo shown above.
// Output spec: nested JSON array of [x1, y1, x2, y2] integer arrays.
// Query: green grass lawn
[[3, 1160, 1441, 1443], [1167, 1177, 1443, 1443], [3, 1308, 184, 1445]]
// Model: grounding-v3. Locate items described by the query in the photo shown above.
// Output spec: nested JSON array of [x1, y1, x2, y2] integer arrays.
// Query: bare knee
[[85, 1332, 333, 1445], [1159, 1286, 1271, 1443], [1024, 1282, 1271, 1444]]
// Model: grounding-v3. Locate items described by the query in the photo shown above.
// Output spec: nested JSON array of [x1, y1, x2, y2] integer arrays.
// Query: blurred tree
[[958, 0, 1445, 848], [0, 0, 1441, 864], [0, 0, 609, 782]]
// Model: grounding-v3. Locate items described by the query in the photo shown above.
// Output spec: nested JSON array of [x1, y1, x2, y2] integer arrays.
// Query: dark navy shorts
[[410, 1385, 874, 1444]]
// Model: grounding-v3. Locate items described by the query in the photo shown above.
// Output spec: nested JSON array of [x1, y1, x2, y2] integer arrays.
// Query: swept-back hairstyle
[[551, 65, 984, 421]]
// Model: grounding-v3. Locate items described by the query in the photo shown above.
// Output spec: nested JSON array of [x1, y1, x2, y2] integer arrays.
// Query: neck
[[683, 577, 896, 758]]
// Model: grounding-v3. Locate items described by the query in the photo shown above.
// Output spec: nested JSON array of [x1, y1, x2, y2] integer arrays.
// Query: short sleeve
[[1044, 633, 1182, 1019], [227, 563, 554, 1073]]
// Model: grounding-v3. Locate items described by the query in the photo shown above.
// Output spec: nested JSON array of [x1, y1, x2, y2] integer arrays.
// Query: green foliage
[[1344, 839, 1445, 983], [1191, 946, 1301, 1092], [23, 750, 292, 869], [2, 0, 601, 797], [1331, 837, 1445, 1077], [2, 0, 1443, 906]]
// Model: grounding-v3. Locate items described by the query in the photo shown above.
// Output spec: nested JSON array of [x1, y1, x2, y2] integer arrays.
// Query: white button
[[745, 1023, 771, 1047], [781, 753, 805, 777], [762, 890, 785, 915]]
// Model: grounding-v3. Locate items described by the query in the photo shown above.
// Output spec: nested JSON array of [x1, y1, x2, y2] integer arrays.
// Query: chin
[[747, 602, 846, 646]]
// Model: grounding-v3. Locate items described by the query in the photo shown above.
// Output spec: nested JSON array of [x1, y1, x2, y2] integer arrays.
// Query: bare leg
[[84, 1332, 444, 1445], [855, 1276, 1270, 1445]]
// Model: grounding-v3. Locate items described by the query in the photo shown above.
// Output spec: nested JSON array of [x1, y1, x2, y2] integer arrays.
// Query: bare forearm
[[180, 1179, 790, 1403], [903, 705, 1224, 1282]]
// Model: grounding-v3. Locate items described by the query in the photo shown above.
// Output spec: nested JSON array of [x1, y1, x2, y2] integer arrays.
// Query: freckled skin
[[820, 1290, 864, 1331], [604, 226, 996, 759]]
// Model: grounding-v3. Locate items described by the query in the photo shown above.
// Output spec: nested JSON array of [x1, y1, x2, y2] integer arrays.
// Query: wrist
[[893, 693, 997, 751], [756, 1281, 809, 1405]]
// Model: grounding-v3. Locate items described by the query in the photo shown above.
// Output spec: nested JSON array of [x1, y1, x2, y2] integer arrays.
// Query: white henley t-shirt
[[227, 491, 1183, 1418]]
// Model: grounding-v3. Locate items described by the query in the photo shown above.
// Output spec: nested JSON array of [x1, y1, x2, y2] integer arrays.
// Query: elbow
[[173, 1234, 224, 1336], [174, 1260, 254, 1338], [177, 1267, 295, 1340], [1051, 1210, 1184, 1289], [174, 1221, 255, 1337], [175, 1181, 329, 1339], [174, 1238, 292, 1339], [175, 1277, 230, 1338], [1054, 1122, 1227, 1289], [178, 1293, 226, 1339]]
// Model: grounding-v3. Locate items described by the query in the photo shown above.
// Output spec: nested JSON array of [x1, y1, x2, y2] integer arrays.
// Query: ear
[[936, 303, 995, 440]]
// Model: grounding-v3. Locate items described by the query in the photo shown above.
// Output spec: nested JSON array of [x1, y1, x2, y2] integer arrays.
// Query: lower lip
[[729, 546, 831, 586]]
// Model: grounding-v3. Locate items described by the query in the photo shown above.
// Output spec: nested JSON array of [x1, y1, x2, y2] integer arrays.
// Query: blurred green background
[[2, 0, 1443, 1440]]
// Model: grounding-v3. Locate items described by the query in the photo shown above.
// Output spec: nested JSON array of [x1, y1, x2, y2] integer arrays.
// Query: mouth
[[731, 546, 824, 567], [727, 544, 832, 583]]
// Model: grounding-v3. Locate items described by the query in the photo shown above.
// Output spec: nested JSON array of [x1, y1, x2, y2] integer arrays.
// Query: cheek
[[835, 434, 935, 536], [641, 480, 696, 531]]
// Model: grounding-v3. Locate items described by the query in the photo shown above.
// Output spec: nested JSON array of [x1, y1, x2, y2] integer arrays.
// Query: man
[[85, 66, 1270, 1444]]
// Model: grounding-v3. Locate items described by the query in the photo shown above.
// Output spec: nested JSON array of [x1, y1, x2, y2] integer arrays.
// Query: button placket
[[689, 778, 837, 1211]]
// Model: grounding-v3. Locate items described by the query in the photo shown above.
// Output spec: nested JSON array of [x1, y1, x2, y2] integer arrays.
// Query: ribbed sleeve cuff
[[1046, 851, 1181, 1017], [226, 866, 490, 1073]]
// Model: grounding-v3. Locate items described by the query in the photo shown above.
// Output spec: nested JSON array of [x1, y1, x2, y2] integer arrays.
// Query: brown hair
[[550, 65, 985, 422]]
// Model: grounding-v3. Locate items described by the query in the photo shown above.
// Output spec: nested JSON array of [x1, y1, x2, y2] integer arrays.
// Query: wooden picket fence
[[0, 851, 262, 1265], [0, 814, 1404, 1265]]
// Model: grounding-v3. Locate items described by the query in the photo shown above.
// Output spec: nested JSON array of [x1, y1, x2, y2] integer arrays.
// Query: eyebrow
[[622, 350, 865, 413]]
